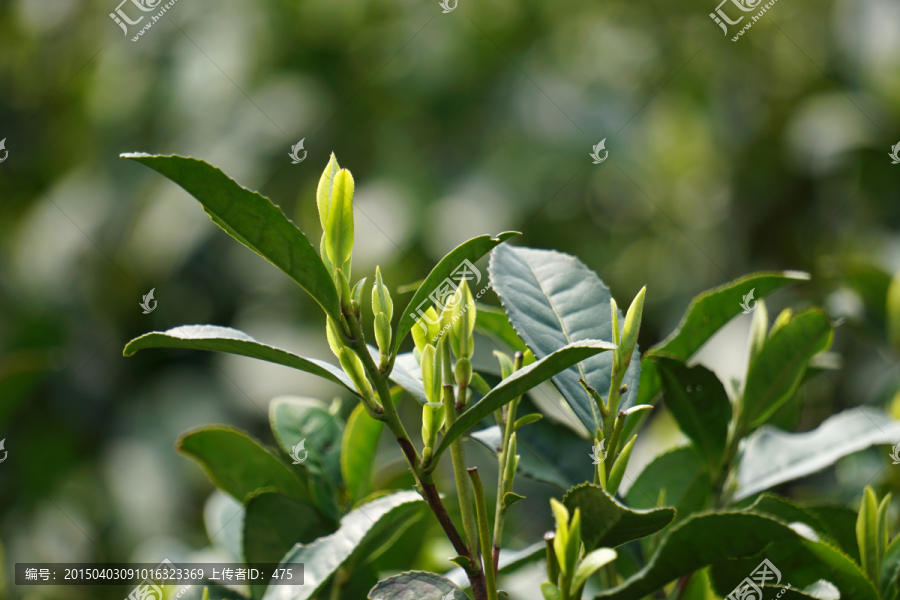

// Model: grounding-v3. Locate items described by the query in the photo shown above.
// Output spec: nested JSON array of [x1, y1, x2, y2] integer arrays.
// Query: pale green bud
[[337, 269, 352, 316], [316, 153, 341, 232], [372, 266, 394, 320], [747, 298, 768, 368], [450, 281, 476, 358], [326, 317, 346, 359], [374, 312, 392, 356], [338, 347, 374, 399], [412, 307, 441, 355], [619, 286, 646, 371], [770, 308, 793, 338], [325, 168, 355, 277], [421, 344, 442, 405], [504, 433, 519, 487], [493, 350, 515, 380], [455, 356, 472, 387]]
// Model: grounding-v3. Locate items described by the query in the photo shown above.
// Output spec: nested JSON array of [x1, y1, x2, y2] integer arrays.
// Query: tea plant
[[123, 153, 900, 600]]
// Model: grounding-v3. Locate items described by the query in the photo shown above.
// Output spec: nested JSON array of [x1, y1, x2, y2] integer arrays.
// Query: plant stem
[[491, 352, 523, 574], [468, 468, 499, 600], [345, 312, 488, 599]]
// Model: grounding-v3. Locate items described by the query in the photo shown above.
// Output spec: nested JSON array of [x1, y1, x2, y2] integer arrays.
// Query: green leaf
[[178, 426, 310, 504], [652, 357, 731, 472], [367, 571, 465, 600], [881, 532, 900, 598], [341, 403, 384, 504], [243, 490, 336, 599], [434, 340, 615, 461], [269, 397, 343, 482], [734, 407, 900, 500], [803, 505, 861, 564], [563, 483, 674, 551], [503, 492, 525, 509], [262, 491, 424, 600], [394, 232, 519, 356], [125, 325, 361, 398], [858, 487, 879, 585], [541, 582, 563, 600], [122, 154, 341, 321], [741, 309, 833, 429], [593, 512, 871, 600], [707, 532, 878, 600], [489, 245, 642, 433], [475, 303, 528, 352], [888, 269, 900, 353], [573, 548, 617, 591], [640, 271, 810, 404], [625, 447, 710, 523]]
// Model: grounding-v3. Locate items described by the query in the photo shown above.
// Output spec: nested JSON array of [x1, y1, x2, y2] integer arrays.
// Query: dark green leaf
[[243, 490, 336, 599], [625, 447, 710, 523], [734, 407, 900, 500], [652, 358, 731, 472], [394, 232, 519, 356], [741, 309, 833, 429], [122, 154, 341, 321], [341, 403, 384, 504], [640, 271, 810, 404], [268, 396, 343, 518], [593, 513, 836, 600], [262, 491, 424, 600], [435, 340, 615, 461], [178, 426, 310, 503], [881, 532, 900, 598], [367, 571, 465, 600], [563, 483, 675, 550], [745, 495, 843, 551], [489, 245, 640, 433], [803, 505, 860, 564], [125, 325, 360, 398]]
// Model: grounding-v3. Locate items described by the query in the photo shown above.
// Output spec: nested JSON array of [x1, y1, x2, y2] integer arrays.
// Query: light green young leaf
[[573, 548, 617, 591], [325, 168, 355, 274], [122, 154, 341, 321], [606, 435, 636, 496]]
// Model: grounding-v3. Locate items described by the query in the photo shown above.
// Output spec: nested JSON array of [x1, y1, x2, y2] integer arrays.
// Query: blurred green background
[[1, 0, 900, 596]]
